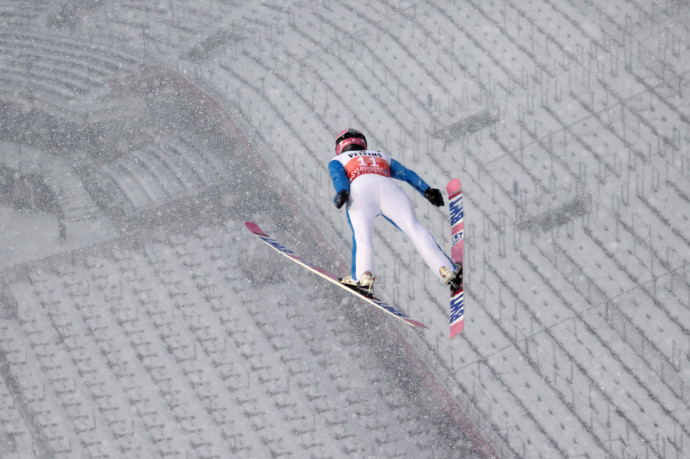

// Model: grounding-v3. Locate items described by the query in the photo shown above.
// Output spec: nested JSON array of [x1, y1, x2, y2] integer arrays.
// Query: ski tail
[[446, 179, 465, 338], [450, 289, 464, 336]]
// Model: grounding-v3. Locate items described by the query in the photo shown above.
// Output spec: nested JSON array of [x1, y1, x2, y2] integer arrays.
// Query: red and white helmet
[[335, 128, 367, 155]]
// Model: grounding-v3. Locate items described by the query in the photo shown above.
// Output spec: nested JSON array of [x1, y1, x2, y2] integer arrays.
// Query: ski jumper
[[329, 149, 453, 282]]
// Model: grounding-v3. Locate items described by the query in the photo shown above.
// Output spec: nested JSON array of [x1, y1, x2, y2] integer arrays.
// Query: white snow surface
[[0, 0, 689, 458]]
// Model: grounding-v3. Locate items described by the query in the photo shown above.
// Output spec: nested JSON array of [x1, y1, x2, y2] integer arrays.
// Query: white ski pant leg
[[379, 180, 453, 280], [346, 175, 453, 281], [346, 181, 380, 281]]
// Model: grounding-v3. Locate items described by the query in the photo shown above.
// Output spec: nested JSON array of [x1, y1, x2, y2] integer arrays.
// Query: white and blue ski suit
[[329, 149, 453, 282]]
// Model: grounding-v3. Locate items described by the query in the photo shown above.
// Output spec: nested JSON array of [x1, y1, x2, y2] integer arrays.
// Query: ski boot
[[340, 271, 375, 297], [440, 264, 463, 292]]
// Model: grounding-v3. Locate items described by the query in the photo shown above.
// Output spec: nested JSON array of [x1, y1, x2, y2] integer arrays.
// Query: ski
[[447, 178, 465, 338], [244, 222, 427, 328]]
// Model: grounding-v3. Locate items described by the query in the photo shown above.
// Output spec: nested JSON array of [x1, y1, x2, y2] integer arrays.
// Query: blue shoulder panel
[[390, 159, 430, 195]]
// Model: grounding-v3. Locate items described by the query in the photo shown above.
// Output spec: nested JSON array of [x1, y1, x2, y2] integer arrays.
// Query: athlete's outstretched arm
[[328, 160, 349, 193], [389, 159, 430, 194], [328, 160, 350, 208], [390, 159, 444, 206]]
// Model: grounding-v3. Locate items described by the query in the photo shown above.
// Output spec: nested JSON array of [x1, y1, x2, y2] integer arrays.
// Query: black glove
[[334, 190, 349, 209], [424, 188, 444, 207]]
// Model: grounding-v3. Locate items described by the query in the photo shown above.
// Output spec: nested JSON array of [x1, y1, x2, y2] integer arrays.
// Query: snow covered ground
[[0, 0, 688, 457]]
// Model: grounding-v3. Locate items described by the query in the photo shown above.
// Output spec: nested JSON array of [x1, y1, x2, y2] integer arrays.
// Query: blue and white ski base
[[245, 222, 427, 328], [447, 179, 465, 338]]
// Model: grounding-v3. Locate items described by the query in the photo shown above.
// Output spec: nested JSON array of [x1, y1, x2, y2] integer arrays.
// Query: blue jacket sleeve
[[390, 159, 430, 195], [328, 160, 350, 193]]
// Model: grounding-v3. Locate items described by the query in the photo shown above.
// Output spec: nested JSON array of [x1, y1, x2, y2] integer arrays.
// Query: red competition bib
[[343, 154, 391, 181]]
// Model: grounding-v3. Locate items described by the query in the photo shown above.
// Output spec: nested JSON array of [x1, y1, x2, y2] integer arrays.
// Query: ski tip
[[446, 177, 461, 194], [244, 221, 264, 235]]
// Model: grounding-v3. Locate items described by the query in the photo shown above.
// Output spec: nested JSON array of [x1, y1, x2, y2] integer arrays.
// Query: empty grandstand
[[0, 0, 688, 457]]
